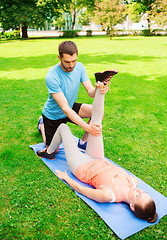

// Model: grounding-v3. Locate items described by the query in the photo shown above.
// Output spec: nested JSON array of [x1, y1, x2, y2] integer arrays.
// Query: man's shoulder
[[46, 63, 61, 80], [76, 62, 84, 69], [47, 63, 59, 75], [45, 64, 62, 87], [75, 62, 86, 74]]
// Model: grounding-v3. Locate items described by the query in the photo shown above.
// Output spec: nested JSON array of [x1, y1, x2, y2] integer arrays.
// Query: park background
[[1, 35, 167, 240], [0, 0, 167, 39], [0, 0, 167, 239]]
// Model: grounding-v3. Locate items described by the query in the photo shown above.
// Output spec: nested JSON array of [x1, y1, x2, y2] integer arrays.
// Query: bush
[[60, 30, 79, 38], [141, 29, 151, 36], [151, 29, 167, 36], [13, 30, 20, 38], [4, 32, 14, 39], [132, 30, 139, 36], [3, 30, 20, 39], [86, 30, 92, 37]]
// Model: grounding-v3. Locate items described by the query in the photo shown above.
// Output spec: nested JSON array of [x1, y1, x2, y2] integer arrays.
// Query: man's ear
[[58, 55, 61, 61], [130, 203, 135, 212]]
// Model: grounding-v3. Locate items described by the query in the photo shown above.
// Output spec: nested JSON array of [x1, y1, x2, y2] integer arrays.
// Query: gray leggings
[[48, 87, 104, 175]]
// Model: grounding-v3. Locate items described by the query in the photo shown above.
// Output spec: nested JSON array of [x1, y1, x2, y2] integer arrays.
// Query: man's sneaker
[[95, 69, 118, 84], [37, 149, 56, 160], [37, 116, 44, 135], [78, 139, 87, 151]]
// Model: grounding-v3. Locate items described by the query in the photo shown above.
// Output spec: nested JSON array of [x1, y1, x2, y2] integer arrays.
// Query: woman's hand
[[55, 170, 68, 180]]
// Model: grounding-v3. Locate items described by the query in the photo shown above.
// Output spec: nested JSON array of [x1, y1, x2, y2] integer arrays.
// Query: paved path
[[28, 30, 106, 37]]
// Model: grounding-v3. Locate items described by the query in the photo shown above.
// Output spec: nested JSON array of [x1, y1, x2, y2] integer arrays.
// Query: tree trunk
[[22, 22, 28, 39], [106, 26, 110, 35], [72, 9, 76, 30], [146, 18, 151, 35], [109, 27, 114, 40], [147, 18, 151, 30]]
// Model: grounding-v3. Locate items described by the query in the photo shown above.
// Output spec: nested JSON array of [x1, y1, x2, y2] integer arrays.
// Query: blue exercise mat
[[29, 141, 167, 240]]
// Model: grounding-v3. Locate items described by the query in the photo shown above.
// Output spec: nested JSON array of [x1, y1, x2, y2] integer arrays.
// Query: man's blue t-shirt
[[42, 62, 89, 120]]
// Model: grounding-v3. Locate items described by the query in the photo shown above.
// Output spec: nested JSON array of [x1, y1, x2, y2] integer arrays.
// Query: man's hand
[[88, 123, 102, 136]]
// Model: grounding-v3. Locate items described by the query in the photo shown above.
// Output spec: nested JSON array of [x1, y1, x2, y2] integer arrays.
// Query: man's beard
[[61, 61, 74, 72]]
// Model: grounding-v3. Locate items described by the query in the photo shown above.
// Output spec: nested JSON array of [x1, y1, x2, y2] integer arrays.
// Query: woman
[[37, 70, 157, 223]]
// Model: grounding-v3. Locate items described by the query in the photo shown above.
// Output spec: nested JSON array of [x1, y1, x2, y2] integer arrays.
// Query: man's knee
[[78, 104, 92, 118]]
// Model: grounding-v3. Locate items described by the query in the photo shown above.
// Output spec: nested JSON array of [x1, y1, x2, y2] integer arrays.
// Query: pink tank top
[[75, 159, 136, 202]]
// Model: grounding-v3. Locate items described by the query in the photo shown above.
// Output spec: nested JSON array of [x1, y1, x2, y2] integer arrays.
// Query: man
[[41, 41, 108, 153]]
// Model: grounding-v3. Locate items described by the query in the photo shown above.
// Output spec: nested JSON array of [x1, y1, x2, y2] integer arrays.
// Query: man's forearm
[[82, 80, 96, 98], [87, 86, 96, 98], [62, 105, 90, 132]]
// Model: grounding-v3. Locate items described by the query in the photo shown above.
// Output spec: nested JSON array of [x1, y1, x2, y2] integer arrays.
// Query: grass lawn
[[0, 36, 166, 239]]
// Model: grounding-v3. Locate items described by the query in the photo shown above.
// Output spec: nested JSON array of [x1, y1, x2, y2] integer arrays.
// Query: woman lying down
[[37, 71, 157, 223]]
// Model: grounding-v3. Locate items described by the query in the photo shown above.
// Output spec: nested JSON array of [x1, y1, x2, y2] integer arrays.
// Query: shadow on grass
[[0, 52, 165, 71], [0, 36, 60, 44]]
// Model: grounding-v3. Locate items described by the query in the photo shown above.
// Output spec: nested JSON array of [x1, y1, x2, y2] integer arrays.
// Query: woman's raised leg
[[85, 86, 105, 159]]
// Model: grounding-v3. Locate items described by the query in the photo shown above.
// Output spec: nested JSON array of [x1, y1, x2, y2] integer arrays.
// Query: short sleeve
[[80, 63, 89, 83], [45, 74, 62, 94]]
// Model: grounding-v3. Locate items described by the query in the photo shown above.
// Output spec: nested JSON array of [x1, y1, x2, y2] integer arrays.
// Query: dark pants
[[42, 102, 82, 146]]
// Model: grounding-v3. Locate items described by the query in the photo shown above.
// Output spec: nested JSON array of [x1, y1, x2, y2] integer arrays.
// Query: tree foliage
[[133, 0, 155, 11], [149, 0, 167, 27], [65, 0, 95, 30], [94, 0, 127, 35], [53, 13, 66, 30], [127, 2, 147, 22], [127, 0, 167, 28], [0, 0, 69, 38], [79, 11, 92, 26], [128, 0, 156, 28]]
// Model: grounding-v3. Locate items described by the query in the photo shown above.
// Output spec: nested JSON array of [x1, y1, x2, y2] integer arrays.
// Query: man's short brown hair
[[58, 41, 78, 58]]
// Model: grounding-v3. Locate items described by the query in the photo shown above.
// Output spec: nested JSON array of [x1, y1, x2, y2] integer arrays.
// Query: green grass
[[0, 36, 167, 239]]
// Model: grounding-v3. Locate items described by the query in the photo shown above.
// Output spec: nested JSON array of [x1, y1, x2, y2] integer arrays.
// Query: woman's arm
[[55, 170, 111, 203]]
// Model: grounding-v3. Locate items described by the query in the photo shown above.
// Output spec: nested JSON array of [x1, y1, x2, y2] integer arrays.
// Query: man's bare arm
[[51, 92, 102, 136], [82, 80, 110, 97]]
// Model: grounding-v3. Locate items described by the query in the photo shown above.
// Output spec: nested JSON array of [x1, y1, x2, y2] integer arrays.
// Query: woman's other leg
[[48, 124, 93, 174], [85, 86, 105, 159]]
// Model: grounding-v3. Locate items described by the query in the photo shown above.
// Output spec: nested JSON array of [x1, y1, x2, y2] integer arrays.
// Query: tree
[[127, 2, 147, 23], [149, 0, 167, 27], [79, 10, 92, 26], [128, 0, 156, 29], [0, 0, 69, 38], [65, 0, 95, 30], [94, 0, 127, 37], [53, 14, 66, 30], [127, 0, 167, 30]]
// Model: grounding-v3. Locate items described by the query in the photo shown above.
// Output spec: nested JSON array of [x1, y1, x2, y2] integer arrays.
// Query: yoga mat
[[29, 140, 167, 240]]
